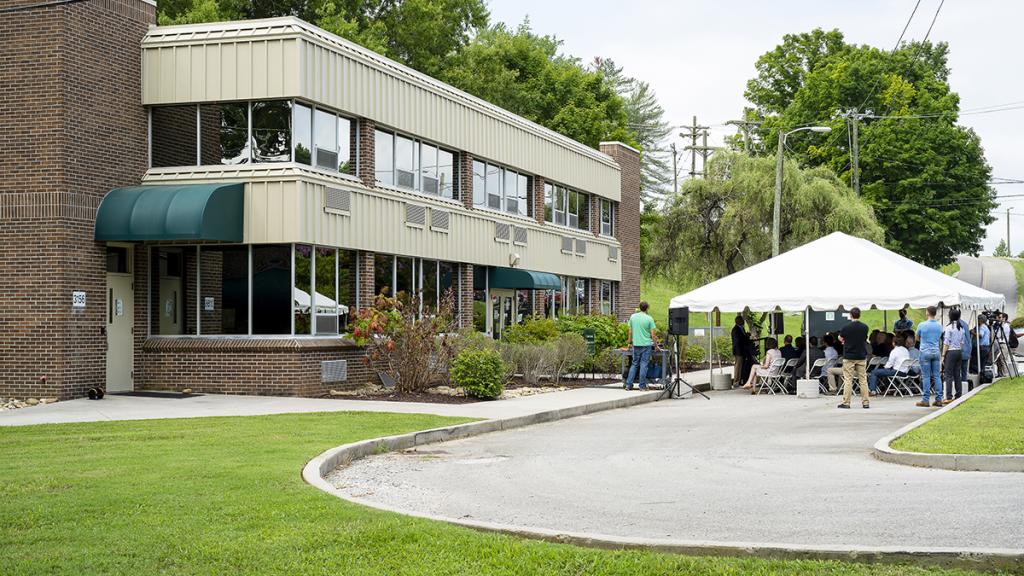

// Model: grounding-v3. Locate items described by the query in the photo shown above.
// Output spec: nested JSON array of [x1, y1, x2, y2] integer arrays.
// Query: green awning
[[94, 183, 244, 242], [487, 267, 561, 290]]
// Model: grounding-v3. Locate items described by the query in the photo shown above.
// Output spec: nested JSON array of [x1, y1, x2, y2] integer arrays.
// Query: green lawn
[[892, 378, 1024, 455], [0, 412, 997, 575]]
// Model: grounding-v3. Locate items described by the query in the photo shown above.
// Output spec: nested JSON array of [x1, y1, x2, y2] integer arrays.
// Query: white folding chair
[[755, 357, 788, 395], [806, 358, 828, 394], [882, 358, 915, 397]]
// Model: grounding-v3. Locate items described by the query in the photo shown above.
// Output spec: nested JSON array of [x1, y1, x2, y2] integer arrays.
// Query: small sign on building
[[204, 297, 215, 311], [71, 291, 87, 309]]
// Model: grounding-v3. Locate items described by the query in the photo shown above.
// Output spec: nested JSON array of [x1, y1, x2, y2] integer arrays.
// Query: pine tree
[[993, 239, 1010, 257]]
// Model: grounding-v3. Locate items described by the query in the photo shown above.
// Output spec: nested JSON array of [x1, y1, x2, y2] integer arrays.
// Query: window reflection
[[252, 245, 291, 334], [293, 103, 312, 166], [198, 103, 249, 165], [252, 101, 291, 162]]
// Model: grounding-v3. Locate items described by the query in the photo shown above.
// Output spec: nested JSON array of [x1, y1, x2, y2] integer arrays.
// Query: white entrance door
[[105, 246, 134, 392]]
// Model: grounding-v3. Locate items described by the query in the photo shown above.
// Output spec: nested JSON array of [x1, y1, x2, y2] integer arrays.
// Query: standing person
[[957, 312, 972, 392], [916, 306, 943, 407], [838, 307, 871, 409], [731, 315, 749, 388], [624, 301, 658, 391], [976, 316, 992, 379], [779, 335, 799, 360], [942, 309, 966, 403], [894, 308, 914, 332]]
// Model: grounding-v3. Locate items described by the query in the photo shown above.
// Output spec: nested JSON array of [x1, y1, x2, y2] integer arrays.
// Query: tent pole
[[884, 310, 888, 332], [975, 309, 981, 384], [805, 306, 810, 379]]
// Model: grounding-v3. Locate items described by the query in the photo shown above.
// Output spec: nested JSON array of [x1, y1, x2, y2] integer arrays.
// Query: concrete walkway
[[0, 384, 661, 427], [331, 389, 1024, 551]]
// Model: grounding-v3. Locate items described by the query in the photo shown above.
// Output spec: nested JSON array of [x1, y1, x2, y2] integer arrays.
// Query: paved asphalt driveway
[[957, 255, 1018, 319], [332, 390, 1024, 551]]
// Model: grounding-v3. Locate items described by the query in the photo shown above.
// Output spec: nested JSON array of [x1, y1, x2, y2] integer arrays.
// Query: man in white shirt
[[868, 334, 911, 394], [821, 334, 842, 391]]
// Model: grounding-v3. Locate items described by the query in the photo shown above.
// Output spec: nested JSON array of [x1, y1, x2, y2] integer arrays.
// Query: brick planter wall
[[138, 337, 374, 397]]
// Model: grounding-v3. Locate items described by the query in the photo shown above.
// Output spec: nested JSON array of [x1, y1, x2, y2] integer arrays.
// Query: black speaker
[[669, 307, 689, 336], [771, 312, 785, 335]]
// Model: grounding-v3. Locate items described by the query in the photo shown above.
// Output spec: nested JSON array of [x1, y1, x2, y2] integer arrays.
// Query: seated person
[[742, 337, 780, 393], [788, 336, 823, 387], [779, 335, 800, 361], [822, 334, 842, 391], [871, 331, 893, 359], [867, 334, 911, 394], [903, 331, 921, 374]]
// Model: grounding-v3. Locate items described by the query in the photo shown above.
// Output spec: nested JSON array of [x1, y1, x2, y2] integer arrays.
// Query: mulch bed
[[325, 376, 623, 405]]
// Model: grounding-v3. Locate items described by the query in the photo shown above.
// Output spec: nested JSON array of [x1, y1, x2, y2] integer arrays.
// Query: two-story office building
[[0, 0, 639, 399]]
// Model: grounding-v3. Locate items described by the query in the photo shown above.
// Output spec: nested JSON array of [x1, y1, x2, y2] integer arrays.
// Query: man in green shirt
[[625, 301, 658, 390]]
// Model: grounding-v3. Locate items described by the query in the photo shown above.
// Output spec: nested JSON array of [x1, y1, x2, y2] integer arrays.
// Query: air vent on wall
[[575, 239, 587, 256], [561, 236, 574, 254], [321, 359, 348, 383], [405, 203, 426, 227], [431, 209, 450, 232], [324, 187, 351, 212], [513, 226, 528, 245], [494, 222, 510, 242], [608, 245, 619, 261]]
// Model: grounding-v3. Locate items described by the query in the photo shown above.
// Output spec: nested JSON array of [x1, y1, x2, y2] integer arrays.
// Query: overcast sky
[[489, 0, 1024, 255]]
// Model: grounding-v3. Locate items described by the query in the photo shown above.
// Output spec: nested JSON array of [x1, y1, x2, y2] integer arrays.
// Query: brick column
[[458, 263, 474, 329], [600, 142, 641, 323], [589, 280, 602, 315], [459, 151, 474, 209], [531, 176, 546, 224], [356, 119, 376, 187], [589, 196, 602, 236], [356, 251, 375, 310]]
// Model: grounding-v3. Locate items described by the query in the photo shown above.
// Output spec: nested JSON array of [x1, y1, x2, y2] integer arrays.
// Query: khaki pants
[[826, 367, 844, 391], [842, 359, 870, 406], [733, 355, 744, 385]]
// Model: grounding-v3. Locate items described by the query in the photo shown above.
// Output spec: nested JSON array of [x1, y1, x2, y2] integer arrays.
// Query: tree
[[438, 22, 633, 149], [742, 29, 996, 267], [159, 0, 489, 79], [593, 58, 673, 204], [648, 151, 883, 283], [994, 239, 1010, 258]]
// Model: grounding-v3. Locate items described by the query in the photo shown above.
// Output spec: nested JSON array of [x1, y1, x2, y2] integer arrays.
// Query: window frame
[[373, 127, 459, 201], [473, 157, 532, 218], [600, 199, 615, 237], [545, 182, 588, 231]]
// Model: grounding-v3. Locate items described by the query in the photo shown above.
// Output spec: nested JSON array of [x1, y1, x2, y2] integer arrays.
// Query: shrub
[[556, 314, 628, 351], [503, 318, 560, 344], [714, 335, 733, 362], [1011, 316, 1024, 330], [551, 333, 588, 384], [452, 348, 507, 400], [685, 343, 706, 366], [502, 342, 555, 385]]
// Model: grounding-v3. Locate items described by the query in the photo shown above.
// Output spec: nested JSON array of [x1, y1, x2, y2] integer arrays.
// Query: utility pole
[[774, 131, 785, 257], [1008, 208, 1011, 255], [850, 109, 861, 195], [670, 142, 679, 194], [725, 119, 761, 155], [679, 116, 710, 178]]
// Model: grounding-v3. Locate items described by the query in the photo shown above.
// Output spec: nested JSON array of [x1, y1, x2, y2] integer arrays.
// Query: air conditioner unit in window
[[315, 314, 339, 335], [488, 194, 502, 210], [316, 148, 339, 171], [422, 175, 439, 195], [396, 169, 416, 189]]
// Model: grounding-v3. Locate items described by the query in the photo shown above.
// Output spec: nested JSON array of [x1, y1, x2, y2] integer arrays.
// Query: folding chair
[[806, 358, 828, 394], [882, 358, 915, 397], [781, 358, 799, 379], [755, 357, 788, 395], [866, 356, 887, 373]]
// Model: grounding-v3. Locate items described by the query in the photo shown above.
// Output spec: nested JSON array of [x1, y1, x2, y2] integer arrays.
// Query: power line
[[856, 0, 923, 112], [923, 0, 945, 41]]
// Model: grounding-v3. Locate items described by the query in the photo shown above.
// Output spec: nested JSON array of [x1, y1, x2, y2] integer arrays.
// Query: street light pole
[[772, 125, 832, 258]]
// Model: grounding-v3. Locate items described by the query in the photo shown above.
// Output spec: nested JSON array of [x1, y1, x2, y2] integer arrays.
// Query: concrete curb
[[303, 389, 1024, 573], [873, 379, 1024, 472]]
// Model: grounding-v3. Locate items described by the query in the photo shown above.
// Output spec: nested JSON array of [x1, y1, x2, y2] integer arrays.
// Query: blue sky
[[489, 0, 1024, 254]]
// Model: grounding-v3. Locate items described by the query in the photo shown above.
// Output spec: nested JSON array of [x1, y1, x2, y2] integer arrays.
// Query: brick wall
[[600, 142, 641, 323], [356, 250, 376, 310], [459, 151, 474, 209], [0, 0, 154, 400], [137, 337, 374, 397], [457, 263, 474, 328], [356, 119, 376, 187], [531, 176, 546, 225]]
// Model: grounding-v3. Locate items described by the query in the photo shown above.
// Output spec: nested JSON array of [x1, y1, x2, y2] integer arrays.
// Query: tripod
[[991, 321, 1019, 378], [661, 335, 711, 400]]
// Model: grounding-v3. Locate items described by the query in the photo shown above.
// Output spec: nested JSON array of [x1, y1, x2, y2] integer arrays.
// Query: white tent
[[670, 232, 1004, 313], [293, 288, 350, 315]]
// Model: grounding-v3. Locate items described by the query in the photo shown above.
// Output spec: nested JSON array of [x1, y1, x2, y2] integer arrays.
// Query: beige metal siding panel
[[236, 42, 252, 100], [205, 43, 221, 102], [281, 39, 300, 97], [220, 43, 236, 101], [251, 41, 268, 97]]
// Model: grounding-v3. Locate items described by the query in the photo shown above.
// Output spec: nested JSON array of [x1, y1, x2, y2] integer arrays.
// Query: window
[[150, 247, 197, 335], [252, 245, 291, 335], [438, 149, 455, 199], [600, 281, 613, 315], [420, 143, 438, 195], [151, 106, 197, 167], [486, 163, 501, 210], [338, 118, 352, 173], [293, 245, 342, 335], [198, 246, 249, 335], [374, 129, 457, 198], [200, 103, 249, 165], [517, 174, 529, 217], [375, 130, 394, 186], [600, 199, 614, 236], [106, 246, 128, 274], [545, 184, 587, 230], [374, 253, 393, 297], [472, 160, 486, 208], [422, 259, 438, 312], [313, 109, 337, 170], [395, 135, 417, 189], [252, 101, 291, 163], [474, 159, 530, 217], [293, 103, 312, 165], [395, 256, 414, 305], [294, 244, 313, 334], [504, 169, 518, 214]]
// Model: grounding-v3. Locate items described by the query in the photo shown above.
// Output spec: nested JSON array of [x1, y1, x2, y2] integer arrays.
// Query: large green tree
[[439, 23, 633, 149], [649, 151, 883, 283], [743, 29, 995, 267]]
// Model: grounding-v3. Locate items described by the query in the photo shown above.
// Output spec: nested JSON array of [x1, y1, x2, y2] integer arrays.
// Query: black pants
[[943, 349, 963, 400]]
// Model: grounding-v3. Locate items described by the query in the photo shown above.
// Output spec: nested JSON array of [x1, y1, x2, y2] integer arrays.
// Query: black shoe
[[837, 403, 850, 409], [862, 403, 870, 409]]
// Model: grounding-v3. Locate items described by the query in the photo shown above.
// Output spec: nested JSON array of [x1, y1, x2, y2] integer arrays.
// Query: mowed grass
[[0, 412, 1001, 576], [892, 378, 1024, 455]]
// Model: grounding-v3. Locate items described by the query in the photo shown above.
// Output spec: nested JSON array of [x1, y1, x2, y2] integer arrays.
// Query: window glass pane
[[577, 279, 588, 312], [199, 246, 248, 335], [200, 103, 249, 165], [252, 244, 292, 335], [504, 170, 518, 214], [438, 149, 455, 199], [473, 289, 487, 332], [517, 290, 532, 323], [395, 135, 417, 189], [472, 160, 486, 207], [313, 109, 337, 170], [374, 253, 393, 298], [518, 174, 529, 217], [252, 101, 291, 163], [544, 183, 553, 222], [486, 164, 501, 210], [292, 103, 312, 165], [600, 281, 612, 315], [338, 117, 353, 173], [422, 259, 438, 312], [338, 249, 355, 330], [567, 190, 579, 228], [314, 246, 338, 334], [439, 261, 455, 306], [374, 130, 394, 185], [577, 192, 589, 230], [555, 186, 566, 225], [151, 106, 197, 167], [150, 248, 197, 335], [395, 257, 414, 305], [420, 143, 439, 195], [294, 244, 313, 335], [106, 246, 128, 273]]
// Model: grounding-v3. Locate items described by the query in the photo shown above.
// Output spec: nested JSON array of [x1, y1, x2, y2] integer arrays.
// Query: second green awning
[[488, 267, 561, 290], [94, 183, 244, 242]]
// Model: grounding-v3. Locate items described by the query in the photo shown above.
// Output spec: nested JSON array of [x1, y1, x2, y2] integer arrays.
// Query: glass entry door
[[490, 289, 516, 339]]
